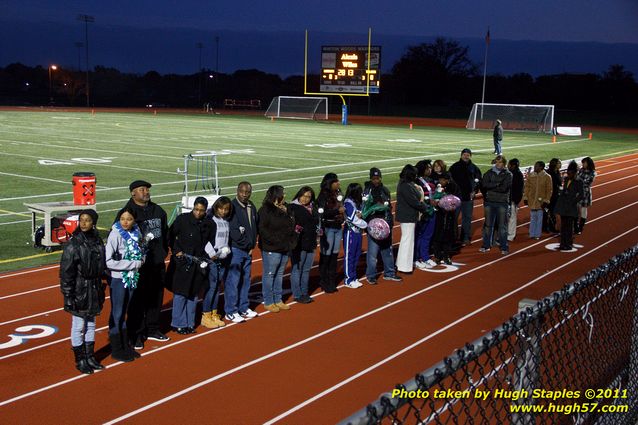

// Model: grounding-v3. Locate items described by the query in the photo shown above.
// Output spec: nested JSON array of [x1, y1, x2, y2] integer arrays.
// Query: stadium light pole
[[480, 27, 490, 120], [77, 14, 94, 107], [196, 42, 203, 105], [74, 42, 84, 72], [215, 36, 220, 73], [48, 64, 58, 103]]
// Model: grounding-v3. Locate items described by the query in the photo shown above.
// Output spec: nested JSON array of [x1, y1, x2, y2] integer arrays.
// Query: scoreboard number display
[[320, 46, 381, 94]]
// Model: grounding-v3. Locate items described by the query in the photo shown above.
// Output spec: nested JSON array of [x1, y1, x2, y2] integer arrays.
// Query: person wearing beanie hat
[[369, 167, 382, 179], [449, 149, 482, 246], [60, 207, 106, 374], [115, 179, 170, 349], [364, 167, 402, 282], [554, 161, 584, 251], [493, 119, 503, 154]]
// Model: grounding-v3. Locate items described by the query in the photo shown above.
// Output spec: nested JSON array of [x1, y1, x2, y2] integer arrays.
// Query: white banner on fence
[[556, 126, 582, 136]]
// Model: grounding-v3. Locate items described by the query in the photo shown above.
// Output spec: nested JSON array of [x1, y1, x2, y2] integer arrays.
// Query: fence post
[[511, 298, 539, 425]]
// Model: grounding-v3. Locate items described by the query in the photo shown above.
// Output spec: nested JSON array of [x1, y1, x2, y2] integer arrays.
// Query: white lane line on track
[[262, 222, 638, 425], [2, 194, 632, 413]]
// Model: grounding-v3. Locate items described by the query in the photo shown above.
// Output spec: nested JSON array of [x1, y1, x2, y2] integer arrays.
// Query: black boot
[[84, 341, 104, 370], [579, 218, 586, 234], [72, 345, 94, 374], [122, 329, 141, 359], [318, 253, 330, 292], [327, 254, 340, 293], [109, 333, 134, 362]]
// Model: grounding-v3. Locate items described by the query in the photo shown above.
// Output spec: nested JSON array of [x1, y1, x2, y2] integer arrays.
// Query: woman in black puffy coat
[[59, 209, 106, 375]]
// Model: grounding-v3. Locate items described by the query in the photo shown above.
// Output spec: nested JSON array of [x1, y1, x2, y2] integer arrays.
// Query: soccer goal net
[[466, 103, 555, 133], [265, 96, 329, 120]]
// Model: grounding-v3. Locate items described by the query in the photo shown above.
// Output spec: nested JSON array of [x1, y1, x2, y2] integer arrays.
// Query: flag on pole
[[485, 28, 491, 45]]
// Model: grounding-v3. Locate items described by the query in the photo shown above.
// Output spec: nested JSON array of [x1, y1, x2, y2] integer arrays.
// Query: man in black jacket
[[115, 180, 170, 349], [224, 181, 259, 323], [449, 148, 482, 245]]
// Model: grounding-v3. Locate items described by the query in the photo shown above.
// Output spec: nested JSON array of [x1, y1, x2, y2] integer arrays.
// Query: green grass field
[[1, 110, 637, 272]]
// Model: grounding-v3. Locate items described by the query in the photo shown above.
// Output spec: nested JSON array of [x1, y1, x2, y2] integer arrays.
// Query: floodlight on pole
[[77, 14, 94, 107], [48, 65, 58, 103]]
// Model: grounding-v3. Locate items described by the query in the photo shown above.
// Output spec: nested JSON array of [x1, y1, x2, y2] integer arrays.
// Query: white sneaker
[[240, 308, 258, 319], [415, 260, 428, 270], [425, 259, 438, 268], [224, 313, 246, 324], [345, 280, 363, 289]]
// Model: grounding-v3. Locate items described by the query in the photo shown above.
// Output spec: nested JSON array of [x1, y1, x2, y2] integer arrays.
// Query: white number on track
[[0, 325, 58, 349]]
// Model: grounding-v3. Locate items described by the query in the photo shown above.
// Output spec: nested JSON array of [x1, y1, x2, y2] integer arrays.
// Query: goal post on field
[[466, 103, 555, 133], [264, 96, 329, 120]]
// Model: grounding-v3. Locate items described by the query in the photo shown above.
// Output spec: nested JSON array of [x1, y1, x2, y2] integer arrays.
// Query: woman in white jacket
[[105, 206, 145, 362]]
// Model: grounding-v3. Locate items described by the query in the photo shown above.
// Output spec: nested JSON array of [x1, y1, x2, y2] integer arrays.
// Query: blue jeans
[[494, 139, 502, 154], [202, 261, 227, 312], [71, 315, 95, 346], [261, 251, 289, 306], [320, 227, 343, 255], [290, 249, 314, 299], [482, 201, 509, 251], [529, 209, 543, 238], [414, 217, 435, 261], [171, 294, 197, 328], [366, 235, 396, 279], [109, 277, 134, 335], [224, 247, 252, 315], [455, 200, 474, 242]]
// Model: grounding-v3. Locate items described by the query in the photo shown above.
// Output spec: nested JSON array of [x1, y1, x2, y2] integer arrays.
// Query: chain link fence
[[340, 245, 638, 425]]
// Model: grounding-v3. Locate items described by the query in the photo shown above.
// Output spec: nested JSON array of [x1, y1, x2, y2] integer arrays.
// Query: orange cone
[[552, 135, 556, 143], [588, 132, 592, 140], [409, 123, 413, 130]]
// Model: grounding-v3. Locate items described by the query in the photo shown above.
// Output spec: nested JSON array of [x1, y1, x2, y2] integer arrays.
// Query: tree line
[[1, 38, 636, 125]]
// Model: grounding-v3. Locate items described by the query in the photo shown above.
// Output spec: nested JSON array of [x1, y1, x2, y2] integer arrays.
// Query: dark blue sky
[[2, 0, 638, 76]]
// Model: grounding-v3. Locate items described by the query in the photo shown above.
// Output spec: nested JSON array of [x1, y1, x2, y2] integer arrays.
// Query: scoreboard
[[320, 45, 381, 94]]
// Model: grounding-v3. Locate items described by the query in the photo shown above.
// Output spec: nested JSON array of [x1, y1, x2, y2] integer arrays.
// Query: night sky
[[2, 0, 638, 76]]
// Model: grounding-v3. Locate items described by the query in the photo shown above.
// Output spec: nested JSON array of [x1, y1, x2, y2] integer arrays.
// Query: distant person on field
[[115, 180, 170, 350], [479, 155, 513, 255], [449, 148, 482, 245], [523, 161, 553, 240], [543, 158, 562, 233], [493, 119, 503, 154], [224, 181, 259, 323], [576, 157, 596, 235], [60, 209, 106, 375], [507, 158, 524, 241], [555, 161, 584, 251]]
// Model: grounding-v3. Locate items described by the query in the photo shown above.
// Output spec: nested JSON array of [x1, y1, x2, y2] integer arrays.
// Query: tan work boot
[[201, 311, 217, 328], [264, 304, 280, 313], [211, 310, 226, 327], [275, 301, 290, 311]]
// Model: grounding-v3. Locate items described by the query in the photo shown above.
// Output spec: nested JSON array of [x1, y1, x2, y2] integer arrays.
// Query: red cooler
[[72, 172, 96, 205]]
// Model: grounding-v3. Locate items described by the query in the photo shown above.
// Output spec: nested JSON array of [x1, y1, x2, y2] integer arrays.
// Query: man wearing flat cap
[[114, 179, 170, 349], [450, 148, 482, 246]]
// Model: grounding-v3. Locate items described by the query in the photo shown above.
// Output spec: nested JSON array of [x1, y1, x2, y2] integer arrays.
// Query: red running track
[[1, 153, 638, 424]]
